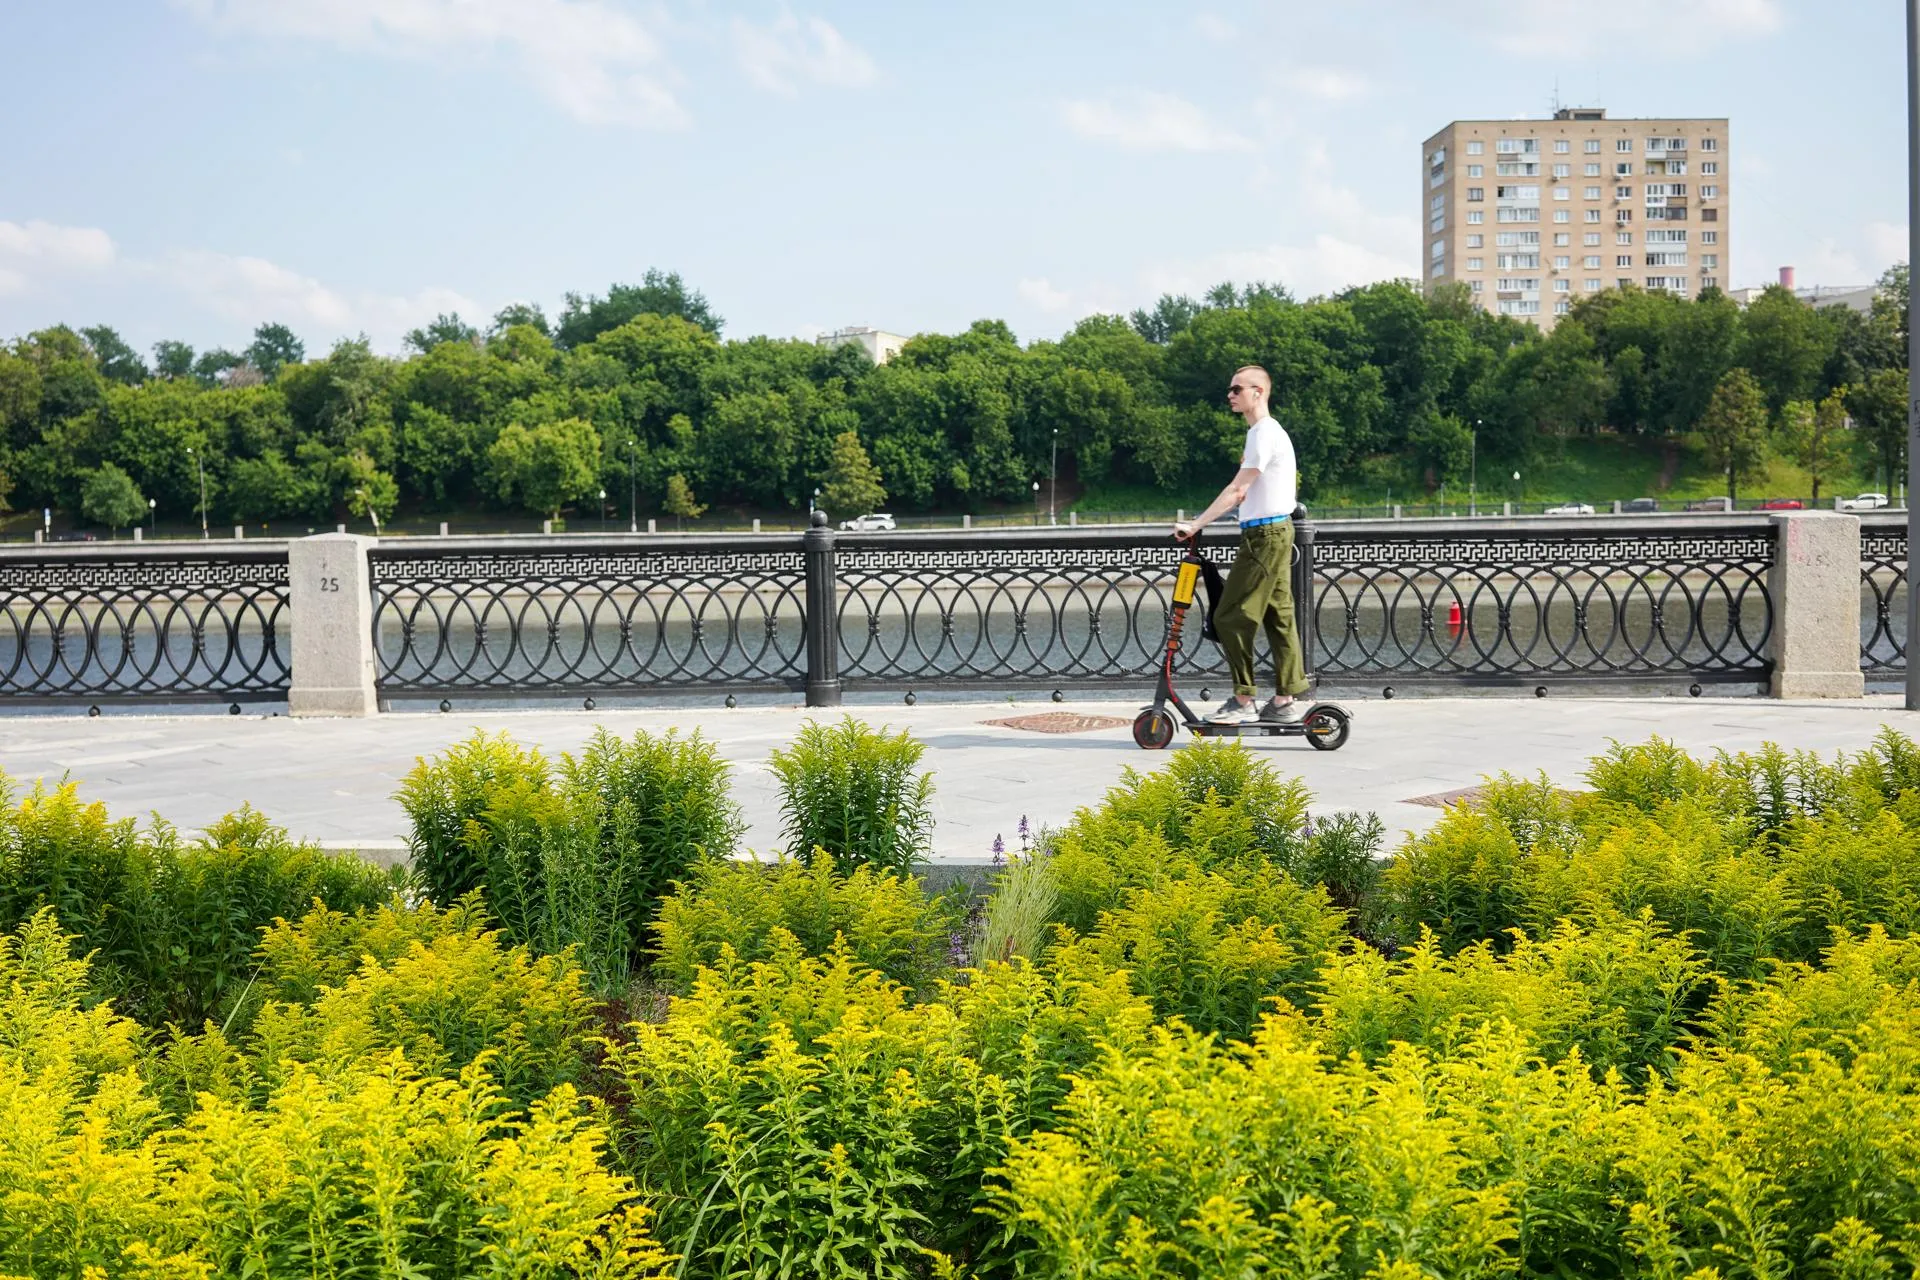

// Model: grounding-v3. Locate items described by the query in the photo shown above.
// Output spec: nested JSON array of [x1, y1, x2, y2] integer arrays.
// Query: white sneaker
[[1261, 698, 1307, 724], [1206, 697, 1260, 724]]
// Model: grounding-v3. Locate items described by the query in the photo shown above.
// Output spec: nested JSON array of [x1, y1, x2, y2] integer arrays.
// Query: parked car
[[1685, 497, 1732, 512], [50, 531, 98, 542], [1840, 492, 1890, 510], [1544, 502, 1594, 516], [838, 512, 896, 532], [1623, 497, 1659, 513], [1760, 498, 1804, 511]]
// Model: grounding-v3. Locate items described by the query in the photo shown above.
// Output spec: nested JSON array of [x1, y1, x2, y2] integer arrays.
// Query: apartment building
[[1420, 107, 1729, 328]]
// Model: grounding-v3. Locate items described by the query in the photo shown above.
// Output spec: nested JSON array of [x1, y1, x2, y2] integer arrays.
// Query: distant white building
[[817, 326, 910, 364], [1728, 266, 1878, 313]]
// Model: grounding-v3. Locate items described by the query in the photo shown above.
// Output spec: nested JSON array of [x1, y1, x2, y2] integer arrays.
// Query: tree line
[[0, 265, 1908, 531]]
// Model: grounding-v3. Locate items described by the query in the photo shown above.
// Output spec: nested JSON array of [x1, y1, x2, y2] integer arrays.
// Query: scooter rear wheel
[[1304, 706, 1350, 751], [1133, 708, 1176, 750]]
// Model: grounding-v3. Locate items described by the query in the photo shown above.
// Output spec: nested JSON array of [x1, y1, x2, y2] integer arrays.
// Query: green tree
[[80, 326, 147, 385], [192, 348, 244, 386], [819, 430, 886, 518], [489, 302, 550, 337], [485, 418, 602, 518], [80, 462, 146, 534], [404, 312, 480, 354], [245, 323, 306, 379], [556, 271, 723, 347], [1738, 286, 1831, 416], [1698, 368, 1771, 508], [151, 340, 195, 380], [339, 449, 399, 525], [1847, 368, 1909, 495], [1775, 392, 1852, 504], [663, 472, 705, 528]]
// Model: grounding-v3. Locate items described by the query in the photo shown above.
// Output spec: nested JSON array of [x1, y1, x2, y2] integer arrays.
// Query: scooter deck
[[1188, 720, 1316, 737]]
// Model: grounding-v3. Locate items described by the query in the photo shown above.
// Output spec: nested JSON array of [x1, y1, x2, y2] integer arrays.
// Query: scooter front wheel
[[1133, 708, 1176, 750]]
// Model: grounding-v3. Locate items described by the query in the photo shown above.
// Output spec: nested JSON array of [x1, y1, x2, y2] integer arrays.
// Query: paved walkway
[[2, 695, 1917, 866]]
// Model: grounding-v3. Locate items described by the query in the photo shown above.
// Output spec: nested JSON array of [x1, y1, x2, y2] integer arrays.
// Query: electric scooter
[[1131, 528, 1352, 751]]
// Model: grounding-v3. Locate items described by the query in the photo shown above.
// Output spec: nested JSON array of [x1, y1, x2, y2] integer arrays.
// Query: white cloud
[[1278, 66, 1370, 102], [0, 220, 117, 296], [1451, 0, 1782, 56], [175, 0, 686, 128], [146, 248, 481, 350], [1866, 220, 1909, 267], [1017, 277, 1074, 314], [1143, 233, 1414, 303], [1062, 91, 1254, 152], [731, 11, 877, 95]]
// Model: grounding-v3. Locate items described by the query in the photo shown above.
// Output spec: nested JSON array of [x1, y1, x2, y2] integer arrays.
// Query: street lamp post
[[1470, 421, 1479, 517], [628, 439, 639, 534], [187, 447, 207, 539], [598, 488, 606, 532], [1512, 469, 1522, 509], [1049, 428, 1058, 526], [1031, 480, 1040, 526], [147, 497, 155, 537]]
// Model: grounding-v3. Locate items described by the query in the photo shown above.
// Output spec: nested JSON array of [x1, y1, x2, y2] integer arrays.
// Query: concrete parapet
[[289, 533, 379, 716], [1769, 511, 1865, 699]]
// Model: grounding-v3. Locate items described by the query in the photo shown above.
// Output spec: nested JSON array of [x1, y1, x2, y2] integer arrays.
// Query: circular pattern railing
[[1862, 528, 1906, 675], [1309, 529, 1774, 682], [370, 546, 807, 692], [0, 554, 289, 700]]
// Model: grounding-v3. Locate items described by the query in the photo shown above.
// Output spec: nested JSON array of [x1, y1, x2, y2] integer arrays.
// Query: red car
[[1759, 499, 1804, 510]]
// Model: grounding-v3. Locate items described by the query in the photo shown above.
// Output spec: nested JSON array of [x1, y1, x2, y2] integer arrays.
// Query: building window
[[1702, 230, 1717, 244], [1467, 234, 1484, 247], [1497, 161, 1540, 176], [1467, 258, 1484, 270], [1585, 162, 1601, 176], [1584, 255, 1601, 268], [1468, 210, 1483, 223], [1700, 137, 1717, 152], [1470, 279, 1484, 292], [1554, 139, 1570, 153], [1585, 232, 1601, 245], [1702, 276, 1718, 288], [1618, 278, 1634, 289], [1617, 185, 1633, 199], [1702, 254, 1718, 269], [1554, 210, 1570, 222], [1585, 209, 1601, 223], [1586, 279, 1602, 291], [1468, 164, 1484, 177], [1617, 138, 1634, 152], [1646, 229, 1687, 243], [1495, 232, 1540, 246], [1585, 186, 1601, 199], [1553, 186, 1570, 200], [1497, 207, 1540, 222], [1617, 209, 1633, 223], [1669, 161, 1687, 174], [1555, 255, 1570, 269], [1645, 252, 1688, 267], [1701, 208, 1717, 221], [1556, 300, 1572, 315], [1615, 162, 1633, 176], [1701, 162, 1718, 175], [1431, 215, 1446, 233], [1618, 255, 1634, 268], [1431, 262, 1445, 277], [1552, 163, 1570, 178], [1496, 277, 1540, 291], [1497, 299, 1541, 315], [1432, 240, 1446, 260], [1617, 231, 1634, 245], [1467, 187, 1484, 201], [1553, 232, 1570, 246], [1701, 185, 1718, 199], [1497, 253, 1540, 269], [1468, 140, 1484, 154], [1585, 139, 1601, 153]]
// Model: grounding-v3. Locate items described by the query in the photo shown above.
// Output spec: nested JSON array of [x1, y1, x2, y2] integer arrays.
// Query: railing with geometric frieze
[[0, 544, 290, 702], [368, 537, 808, 693], [1309, 524, 1775, 684], [1862, 520, 1906, 675]]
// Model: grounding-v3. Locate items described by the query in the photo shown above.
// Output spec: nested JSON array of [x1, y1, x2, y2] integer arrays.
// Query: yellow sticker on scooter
[[1172, 561, 1199, 606]]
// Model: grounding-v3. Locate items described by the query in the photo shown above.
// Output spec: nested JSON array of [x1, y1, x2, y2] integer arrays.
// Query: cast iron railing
[[0, 544, 290, 703], [1310, 523, 1775, 686], [366, 513, 1782, 701], [1862, 519, 1906, 676]]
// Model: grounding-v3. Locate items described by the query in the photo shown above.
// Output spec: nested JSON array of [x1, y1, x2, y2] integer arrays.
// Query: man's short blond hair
[[1233, 365, 1272, 393]]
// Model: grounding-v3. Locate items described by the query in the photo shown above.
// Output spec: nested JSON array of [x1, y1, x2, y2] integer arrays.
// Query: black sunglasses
[[1227, 384, 1247, 396]]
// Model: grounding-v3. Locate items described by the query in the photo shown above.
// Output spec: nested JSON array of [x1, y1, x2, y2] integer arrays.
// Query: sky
[[0, 0, 1909, 359]]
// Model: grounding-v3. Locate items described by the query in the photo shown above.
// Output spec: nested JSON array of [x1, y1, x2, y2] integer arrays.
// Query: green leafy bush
[[0, 910, 674, 1280], [766, 716, 934, 873], [0, 781, 402, 1027], [397, 727, 742, 991], [975, 850, 1058, 967], [651, 854, 958, 993]]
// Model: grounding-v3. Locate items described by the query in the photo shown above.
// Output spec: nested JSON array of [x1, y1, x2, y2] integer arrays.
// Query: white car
[[1544, 502, 1595, 516], [838, 512, 896, 531], [1840, 492, 1890, 510]]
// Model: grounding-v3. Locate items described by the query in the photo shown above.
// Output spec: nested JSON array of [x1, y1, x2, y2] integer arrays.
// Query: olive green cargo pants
[[1215, 521, 1309, 700]]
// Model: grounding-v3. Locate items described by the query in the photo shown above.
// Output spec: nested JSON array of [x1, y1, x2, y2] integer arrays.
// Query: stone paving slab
[[1, 695, 1917, 865]]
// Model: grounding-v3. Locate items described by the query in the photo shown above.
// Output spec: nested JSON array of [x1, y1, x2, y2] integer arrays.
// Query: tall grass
[[767, 716, 934, 873]]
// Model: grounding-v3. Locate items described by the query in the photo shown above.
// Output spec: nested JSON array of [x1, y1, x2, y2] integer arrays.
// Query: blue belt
[[1240, 514, 1290, 529]]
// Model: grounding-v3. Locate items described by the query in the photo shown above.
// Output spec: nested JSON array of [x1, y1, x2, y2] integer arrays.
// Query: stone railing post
[[1768, 511, 1864, 699], [288, 533, 379, 716], [803, 511, 842, 707]]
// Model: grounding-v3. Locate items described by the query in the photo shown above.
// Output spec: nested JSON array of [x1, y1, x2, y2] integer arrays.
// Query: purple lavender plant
[[992, 833, 1005, 867]]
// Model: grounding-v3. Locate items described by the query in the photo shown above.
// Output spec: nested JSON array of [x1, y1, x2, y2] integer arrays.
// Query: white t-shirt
[[1238, 415, 1297, 522]]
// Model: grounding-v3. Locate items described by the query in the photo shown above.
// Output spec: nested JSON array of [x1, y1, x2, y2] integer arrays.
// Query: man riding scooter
[[1171, 364, 1310, 725]]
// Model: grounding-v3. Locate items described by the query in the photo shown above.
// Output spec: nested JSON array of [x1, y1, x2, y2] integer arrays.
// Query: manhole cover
[[984, 712, 1133, 734], [1403, 786, 1488, 808]]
